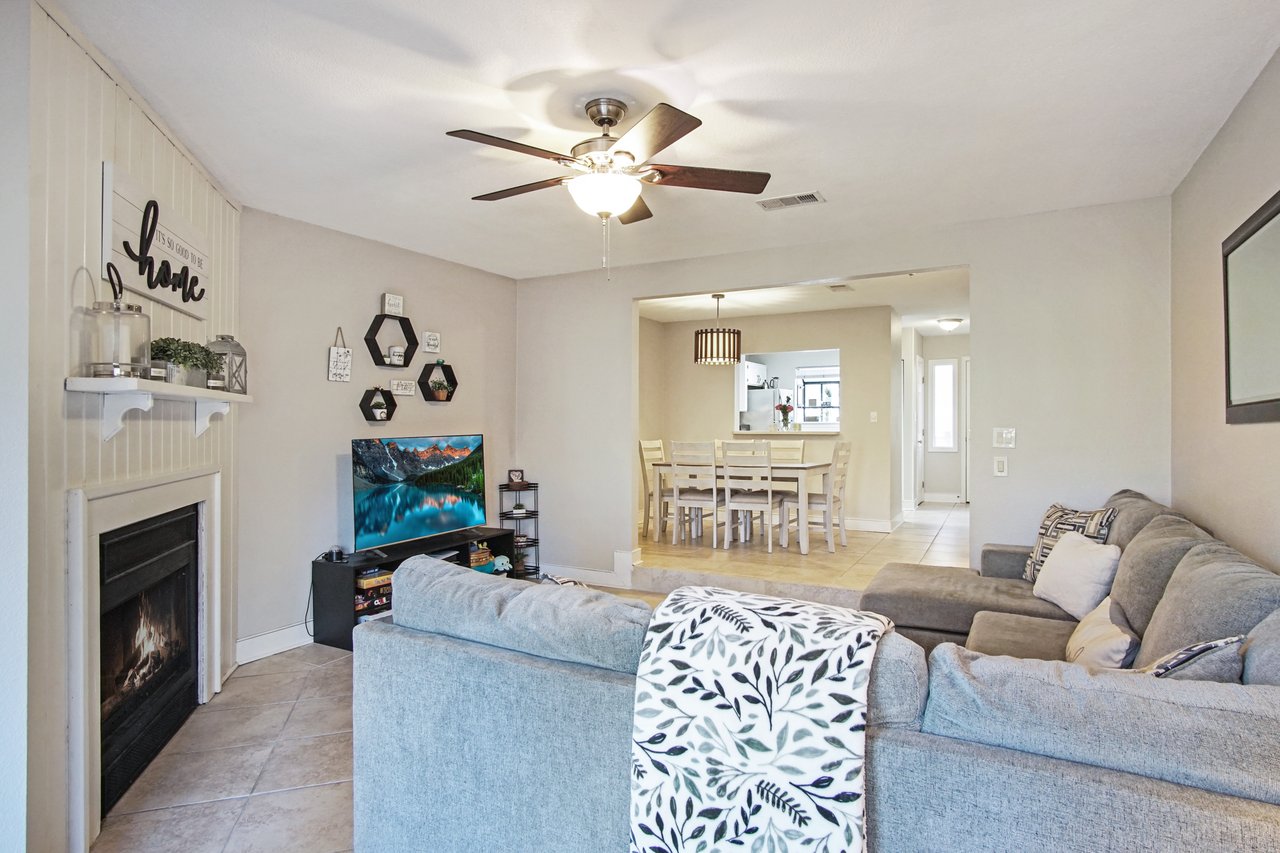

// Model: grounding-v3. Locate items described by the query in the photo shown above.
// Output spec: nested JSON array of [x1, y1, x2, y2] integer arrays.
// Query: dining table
[[648, 459, 832, 555]]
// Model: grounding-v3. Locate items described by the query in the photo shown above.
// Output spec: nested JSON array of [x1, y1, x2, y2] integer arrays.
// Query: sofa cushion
[[920, 644, 1280, 805], [861, 563, 1073, 636], [1243, 610, 1280, 686], [1065, 597, 1140, 669], [966, 612, 1075, 660], [391, 555, 651, 674], [1032, 532, 1121, 619], [1102, 489, 1183, 550], [1134, 542, 1280, 669], [1109, 514, 1213, 638], [1140, 636, 1245, 683], [1023, 504, 1116, 582], [867, 630, 929, 730]]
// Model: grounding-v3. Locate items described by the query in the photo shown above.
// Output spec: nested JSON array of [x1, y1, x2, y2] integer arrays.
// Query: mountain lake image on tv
[[351, 434, 486, 552]]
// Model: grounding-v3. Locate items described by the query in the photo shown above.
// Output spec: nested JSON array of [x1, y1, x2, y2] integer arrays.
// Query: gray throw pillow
[[1243, 609, 1280, 686], [1139, 636, 1244, 682], [1109, 515, 1213, 637], [1134, 542, 1280, 669]]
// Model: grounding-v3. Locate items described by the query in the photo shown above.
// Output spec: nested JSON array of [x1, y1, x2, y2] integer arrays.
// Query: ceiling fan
[[447, 97, 771, 224]]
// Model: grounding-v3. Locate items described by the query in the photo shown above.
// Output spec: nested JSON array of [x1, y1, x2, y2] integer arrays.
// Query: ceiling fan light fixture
[[693, 294, 742, 365], [566, 172, 642, 219], [937, 317, 964, 332]]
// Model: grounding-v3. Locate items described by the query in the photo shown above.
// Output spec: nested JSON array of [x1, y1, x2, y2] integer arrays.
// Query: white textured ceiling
[[56, 0, 1280, 280]]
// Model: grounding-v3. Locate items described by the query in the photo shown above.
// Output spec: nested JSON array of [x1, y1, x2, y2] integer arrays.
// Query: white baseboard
[[902, 499, 918, 512], [235, 623, 313, 665], [539, 561, 625, 587], [922, 491, 962, 503], [843, 517, 893, 534]]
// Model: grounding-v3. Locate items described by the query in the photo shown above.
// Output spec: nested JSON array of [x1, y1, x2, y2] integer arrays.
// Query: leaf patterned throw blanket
[[630, 586, 892, 853]]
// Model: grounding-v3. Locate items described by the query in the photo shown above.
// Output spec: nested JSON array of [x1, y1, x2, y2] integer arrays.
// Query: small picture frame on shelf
[[507, 468, 525, 485], [381, 293, 404, 315], [423, 330, 441, 353]]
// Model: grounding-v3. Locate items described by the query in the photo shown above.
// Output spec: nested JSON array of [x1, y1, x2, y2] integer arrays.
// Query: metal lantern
[[86, 299, 151, 378], [207, 334, 248, 394]]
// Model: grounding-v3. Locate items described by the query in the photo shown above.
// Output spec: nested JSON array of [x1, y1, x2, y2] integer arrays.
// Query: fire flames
[[103, 592, 182, 720]]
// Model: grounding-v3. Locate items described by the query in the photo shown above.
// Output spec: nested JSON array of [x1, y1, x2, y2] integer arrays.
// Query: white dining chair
[[769, 439, 805, 463], [722, 440, 782, 552], [638, 439, 672, 541], [780, 440, 851, 552], [669, 441, 724, 547]]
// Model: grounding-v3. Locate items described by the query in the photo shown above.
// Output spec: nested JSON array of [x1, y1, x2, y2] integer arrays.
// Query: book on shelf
[[357, 610, 393, 624], [354, 594, 391, 611], [355, 571, 394, 589]]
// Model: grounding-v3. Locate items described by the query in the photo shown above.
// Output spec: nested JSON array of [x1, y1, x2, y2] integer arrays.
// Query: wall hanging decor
[[389, 380, 416, 397], [1223, 185, 1280, 423], [365, 313, 419, 368], [423, 330, 441, 353], [102, 162, 211, 320], [381, 292, 404, 316], [417, 359, 458, 401], [207, 334, 248, 394], [328, 328, 352, 382], [359, 387, 397, 422], [85, 262, 151, 378]]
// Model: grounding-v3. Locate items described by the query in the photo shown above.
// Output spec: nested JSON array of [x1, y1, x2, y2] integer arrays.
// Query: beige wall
[[26, 5, 242, 848], [516, 197, 1172, 577], [1, 1, 30, 844], [236, 210, 517, 643], [639, 307, 895, 528], [922, 334, 971, 498], [1172, 46, 1280, 568]]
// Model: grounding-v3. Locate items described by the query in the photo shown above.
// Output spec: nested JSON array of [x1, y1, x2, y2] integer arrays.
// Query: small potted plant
[[150, 337, 225, 387], [512, 502, 527, 517], [512, 549, 528, 574], [370, 395, 389, 420], [428, 377, 452, 401], [775, 396, 795, 431]]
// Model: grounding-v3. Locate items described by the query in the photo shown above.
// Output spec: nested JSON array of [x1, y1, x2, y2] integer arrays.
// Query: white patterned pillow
[[1139, 636, 1245, 682], [1023, 503, 1117, 582]]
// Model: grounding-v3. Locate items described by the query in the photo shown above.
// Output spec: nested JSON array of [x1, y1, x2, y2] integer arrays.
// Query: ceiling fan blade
[[608, 103, 701, 164], [644, 164, 771, 194], [618, 195, 653, 225], [472, 176, 568, 201], [446, 129, 572, 163]]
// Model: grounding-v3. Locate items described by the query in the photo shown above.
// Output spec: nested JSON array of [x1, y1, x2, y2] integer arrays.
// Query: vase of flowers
[[775, 397, 794, 430]]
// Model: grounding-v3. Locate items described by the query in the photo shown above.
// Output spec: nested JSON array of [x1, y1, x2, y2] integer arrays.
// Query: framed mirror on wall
[[1223, 186, 1280, 424]]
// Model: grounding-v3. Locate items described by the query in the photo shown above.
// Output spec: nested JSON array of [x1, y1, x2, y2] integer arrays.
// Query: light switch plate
[[869, 411, 878, 423], [993, 427, 1016, 448], [994, 456, 1009, 477]]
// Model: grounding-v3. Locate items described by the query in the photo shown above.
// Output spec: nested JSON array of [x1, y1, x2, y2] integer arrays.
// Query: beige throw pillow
[[1066, 596, 1139, 669], [1033, 531, 1122, 620]]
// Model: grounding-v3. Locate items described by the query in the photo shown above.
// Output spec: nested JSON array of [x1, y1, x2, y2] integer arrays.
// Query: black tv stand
[[311, 526, 515, 650]]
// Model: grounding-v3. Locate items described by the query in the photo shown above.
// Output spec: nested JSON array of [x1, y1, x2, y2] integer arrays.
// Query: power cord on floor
[[303, 580, 314, 638]]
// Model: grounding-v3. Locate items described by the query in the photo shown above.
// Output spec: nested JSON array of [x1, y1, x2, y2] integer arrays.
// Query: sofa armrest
[[979, 544, 1031, 578], [920, 644, 1280, 805], [867, 630, 927, 730]]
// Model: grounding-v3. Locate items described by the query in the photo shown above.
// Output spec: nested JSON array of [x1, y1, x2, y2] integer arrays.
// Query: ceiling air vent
[[756, 191, 826, 211]]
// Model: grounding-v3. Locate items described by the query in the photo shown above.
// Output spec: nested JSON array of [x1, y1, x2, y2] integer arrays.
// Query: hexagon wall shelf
[[364, 314, 419, 368], [417, 361, 458, 402], [359, 387, 398, 422]]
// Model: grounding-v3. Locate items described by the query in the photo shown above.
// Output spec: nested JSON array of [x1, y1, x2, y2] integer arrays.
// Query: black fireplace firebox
[[99, 504, 199, 814]]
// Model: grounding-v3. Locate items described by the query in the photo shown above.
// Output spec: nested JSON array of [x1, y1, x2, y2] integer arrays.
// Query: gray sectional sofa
[[353, 495, 1280, 852]]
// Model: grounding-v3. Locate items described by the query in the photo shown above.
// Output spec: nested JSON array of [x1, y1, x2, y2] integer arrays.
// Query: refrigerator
[[738, 386, 793, 432]]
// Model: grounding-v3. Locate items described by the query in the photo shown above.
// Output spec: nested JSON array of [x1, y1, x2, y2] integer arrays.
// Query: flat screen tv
[[351, 434, 486, 553]]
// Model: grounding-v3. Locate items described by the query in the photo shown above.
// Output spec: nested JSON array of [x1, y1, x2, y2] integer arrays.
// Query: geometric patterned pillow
[[1023, 504, 1118, 582], [1141, 635, 1245, 682]]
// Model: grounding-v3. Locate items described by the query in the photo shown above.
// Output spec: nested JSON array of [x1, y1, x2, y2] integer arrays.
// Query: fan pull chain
[[601, 214, 612, 281]]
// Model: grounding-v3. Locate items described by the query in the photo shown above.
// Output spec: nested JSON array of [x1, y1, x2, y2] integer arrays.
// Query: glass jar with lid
[[86, 299, 151, 378]]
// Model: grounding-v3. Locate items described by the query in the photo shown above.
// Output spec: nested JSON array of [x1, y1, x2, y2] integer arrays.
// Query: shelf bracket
[[100, 392, 153, 440], [194, 400, 231, 436]]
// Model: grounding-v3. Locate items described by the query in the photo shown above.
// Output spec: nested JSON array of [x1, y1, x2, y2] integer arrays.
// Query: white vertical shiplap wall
[[27, 5, 240, 848]]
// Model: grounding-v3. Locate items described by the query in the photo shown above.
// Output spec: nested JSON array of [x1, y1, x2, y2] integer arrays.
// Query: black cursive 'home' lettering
[[122, 199, 206, 304]]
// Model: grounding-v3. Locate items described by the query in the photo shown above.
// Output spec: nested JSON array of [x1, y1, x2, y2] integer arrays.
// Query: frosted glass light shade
[[566, 172, 642, 218]]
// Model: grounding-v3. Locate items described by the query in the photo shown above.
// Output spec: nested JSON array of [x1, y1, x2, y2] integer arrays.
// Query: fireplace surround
[[68, 467, 224, 847]]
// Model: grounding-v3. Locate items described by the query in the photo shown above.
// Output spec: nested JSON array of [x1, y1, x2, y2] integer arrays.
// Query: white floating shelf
[[65, 377, 254, 440]]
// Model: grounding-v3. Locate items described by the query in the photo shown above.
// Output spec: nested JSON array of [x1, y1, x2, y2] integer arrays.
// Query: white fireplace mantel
[[65, 376, 253, 440]]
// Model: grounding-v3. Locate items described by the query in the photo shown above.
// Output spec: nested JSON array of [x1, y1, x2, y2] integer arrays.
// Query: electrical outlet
[[869, 411, 878, 423], [994, 456, 1008, 477]]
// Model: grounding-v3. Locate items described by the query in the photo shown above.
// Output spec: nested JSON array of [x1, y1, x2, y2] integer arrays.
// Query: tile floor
[[636, 501, 970, 592], [92, 644, 355, 853]]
